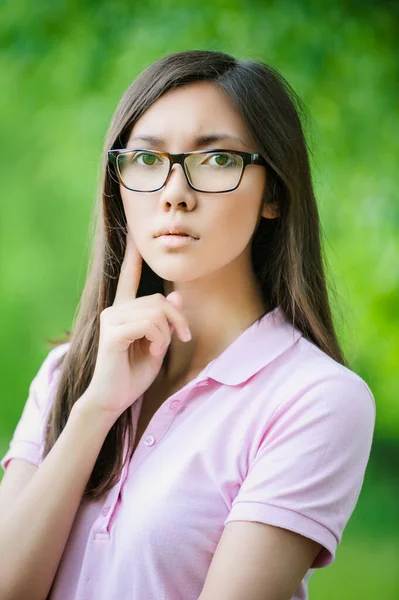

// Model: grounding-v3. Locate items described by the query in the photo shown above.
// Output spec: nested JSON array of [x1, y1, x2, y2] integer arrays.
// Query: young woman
[[0, 50, 375, 600]]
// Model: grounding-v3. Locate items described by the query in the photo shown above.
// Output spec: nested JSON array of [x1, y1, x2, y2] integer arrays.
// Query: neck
[[162, 273, 267, 385]]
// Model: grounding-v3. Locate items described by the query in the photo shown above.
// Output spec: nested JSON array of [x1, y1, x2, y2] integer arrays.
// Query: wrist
[[71, 394, 122, 430]]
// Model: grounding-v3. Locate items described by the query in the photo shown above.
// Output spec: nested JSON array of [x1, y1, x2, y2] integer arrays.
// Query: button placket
[[127, 389, 192, 474], [125, 382, 207, 471]]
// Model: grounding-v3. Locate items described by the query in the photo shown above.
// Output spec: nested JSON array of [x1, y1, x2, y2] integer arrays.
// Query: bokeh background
[[1, 0, 398, 597]]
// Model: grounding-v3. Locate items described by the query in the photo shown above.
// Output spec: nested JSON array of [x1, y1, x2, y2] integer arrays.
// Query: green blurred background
[[1, 0, 398, 597]]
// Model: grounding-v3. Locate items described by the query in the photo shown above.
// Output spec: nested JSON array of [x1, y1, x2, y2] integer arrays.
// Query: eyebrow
[[127, 133, 250, 149]]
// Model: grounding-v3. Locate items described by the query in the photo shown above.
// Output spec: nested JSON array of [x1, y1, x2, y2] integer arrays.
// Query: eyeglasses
[[107, 148, 267, 193]]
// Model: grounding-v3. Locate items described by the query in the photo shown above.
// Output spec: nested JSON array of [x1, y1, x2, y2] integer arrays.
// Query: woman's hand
[[79, 229, 191, 420]]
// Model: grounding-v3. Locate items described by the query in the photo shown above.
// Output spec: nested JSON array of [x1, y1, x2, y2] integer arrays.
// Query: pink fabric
[[1, 306, 375, 600]]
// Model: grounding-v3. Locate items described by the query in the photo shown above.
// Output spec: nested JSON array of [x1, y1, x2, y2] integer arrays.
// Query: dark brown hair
[[44, 50, 346, 500]]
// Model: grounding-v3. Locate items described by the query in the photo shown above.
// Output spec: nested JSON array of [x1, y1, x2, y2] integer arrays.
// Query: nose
[[160, 163, 196, 208]]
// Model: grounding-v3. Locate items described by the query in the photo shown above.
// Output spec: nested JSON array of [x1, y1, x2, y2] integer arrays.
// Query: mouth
[[156, 232, 198, 239], [156, 234, 198, 247], [155, 226, 199, 239]]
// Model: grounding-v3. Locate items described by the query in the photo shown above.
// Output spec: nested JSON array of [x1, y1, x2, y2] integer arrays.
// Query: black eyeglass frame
[[107, 147, 268, 193]]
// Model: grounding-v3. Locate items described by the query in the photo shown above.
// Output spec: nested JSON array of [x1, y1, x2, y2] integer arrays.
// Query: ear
[[262, 201, 280, 219]]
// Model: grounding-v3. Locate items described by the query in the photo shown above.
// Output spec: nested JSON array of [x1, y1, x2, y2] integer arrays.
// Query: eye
[[203, 152, 237, 167], [134, 152, 162, 166]]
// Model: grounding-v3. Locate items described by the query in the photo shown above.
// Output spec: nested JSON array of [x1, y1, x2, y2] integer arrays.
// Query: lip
[[156, 234, 198, 247], [155, 226, 198, 238]]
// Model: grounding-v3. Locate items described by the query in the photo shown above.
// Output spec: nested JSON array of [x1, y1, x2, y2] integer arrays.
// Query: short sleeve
[[1, 343, 70, 472], [224, 373, 376, 568]]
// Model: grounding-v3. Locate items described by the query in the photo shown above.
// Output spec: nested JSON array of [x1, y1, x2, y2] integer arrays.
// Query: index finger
[[114, 229, 143, 305]]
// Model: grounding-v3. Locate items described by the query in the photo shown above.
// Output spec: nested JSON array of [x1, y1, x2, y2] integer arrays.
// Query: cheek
[[120, 190, 150, 236], [216, 181, 263, 242], [208, 196, 260, 261]]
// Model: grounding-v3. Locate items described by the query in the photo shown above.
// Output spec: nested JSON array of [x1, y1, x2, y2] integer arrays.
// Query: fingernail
[[183, 328, 192, 341]]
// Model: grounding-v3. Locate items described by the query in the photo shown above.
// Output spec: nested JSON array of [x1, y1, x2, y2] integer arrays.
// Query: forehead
[[127, 81, 254, 148]]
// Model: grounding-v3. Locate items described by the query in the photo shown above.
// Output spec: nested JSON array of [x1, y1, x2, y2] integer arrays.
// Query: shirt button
[[101, 505, 110, 516], [144, 434, 155, 446], [170, 400, 180, 411]]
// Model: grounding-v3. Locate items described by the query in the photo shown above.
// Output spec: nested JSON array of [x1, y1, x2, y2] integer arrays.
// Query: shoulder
[[296, 335, 374, 401], [269, 334, 376, 430]]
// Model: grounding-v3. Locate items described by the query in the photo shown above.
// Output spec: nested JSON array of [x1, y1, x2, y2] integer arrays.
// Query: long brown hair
[[43, 50, 346, 500]]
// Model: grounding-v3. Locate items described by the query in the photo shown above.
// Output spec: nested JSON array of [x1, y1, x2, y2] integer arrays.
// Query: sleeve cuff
[[1, 440, 42, 472], [224, 500, 337, 568]]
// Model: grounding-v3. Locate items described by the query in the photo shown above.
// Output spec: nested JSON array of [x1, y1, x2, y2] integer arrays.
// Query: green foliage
[[0, 1, 398, 597], [1, 0, 397, 437]]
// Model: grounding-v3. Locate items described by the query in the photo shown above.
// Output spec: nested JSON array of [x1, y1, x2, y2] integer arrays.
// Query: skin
[[120, 80, 279, 386]]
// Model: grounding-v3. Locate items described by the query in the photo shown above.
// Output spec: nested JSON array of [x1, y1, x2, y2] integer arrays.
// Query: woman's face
[[120, 80, 277, 285]]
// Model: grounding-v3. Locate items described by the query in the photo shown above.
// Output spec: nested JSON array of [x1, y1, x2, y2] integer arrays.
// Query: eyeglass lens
[[116, 151, 244, 192]]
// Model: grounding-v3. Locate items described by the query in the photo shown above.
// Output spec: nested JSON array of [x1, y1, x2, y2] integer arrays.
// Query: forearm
[[0, 397, 115, 600]]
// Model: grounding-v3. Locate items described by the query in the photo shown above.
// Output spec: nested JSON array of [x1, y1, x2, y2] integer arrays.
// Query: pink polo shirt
[[1, 306, 376, 600]]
